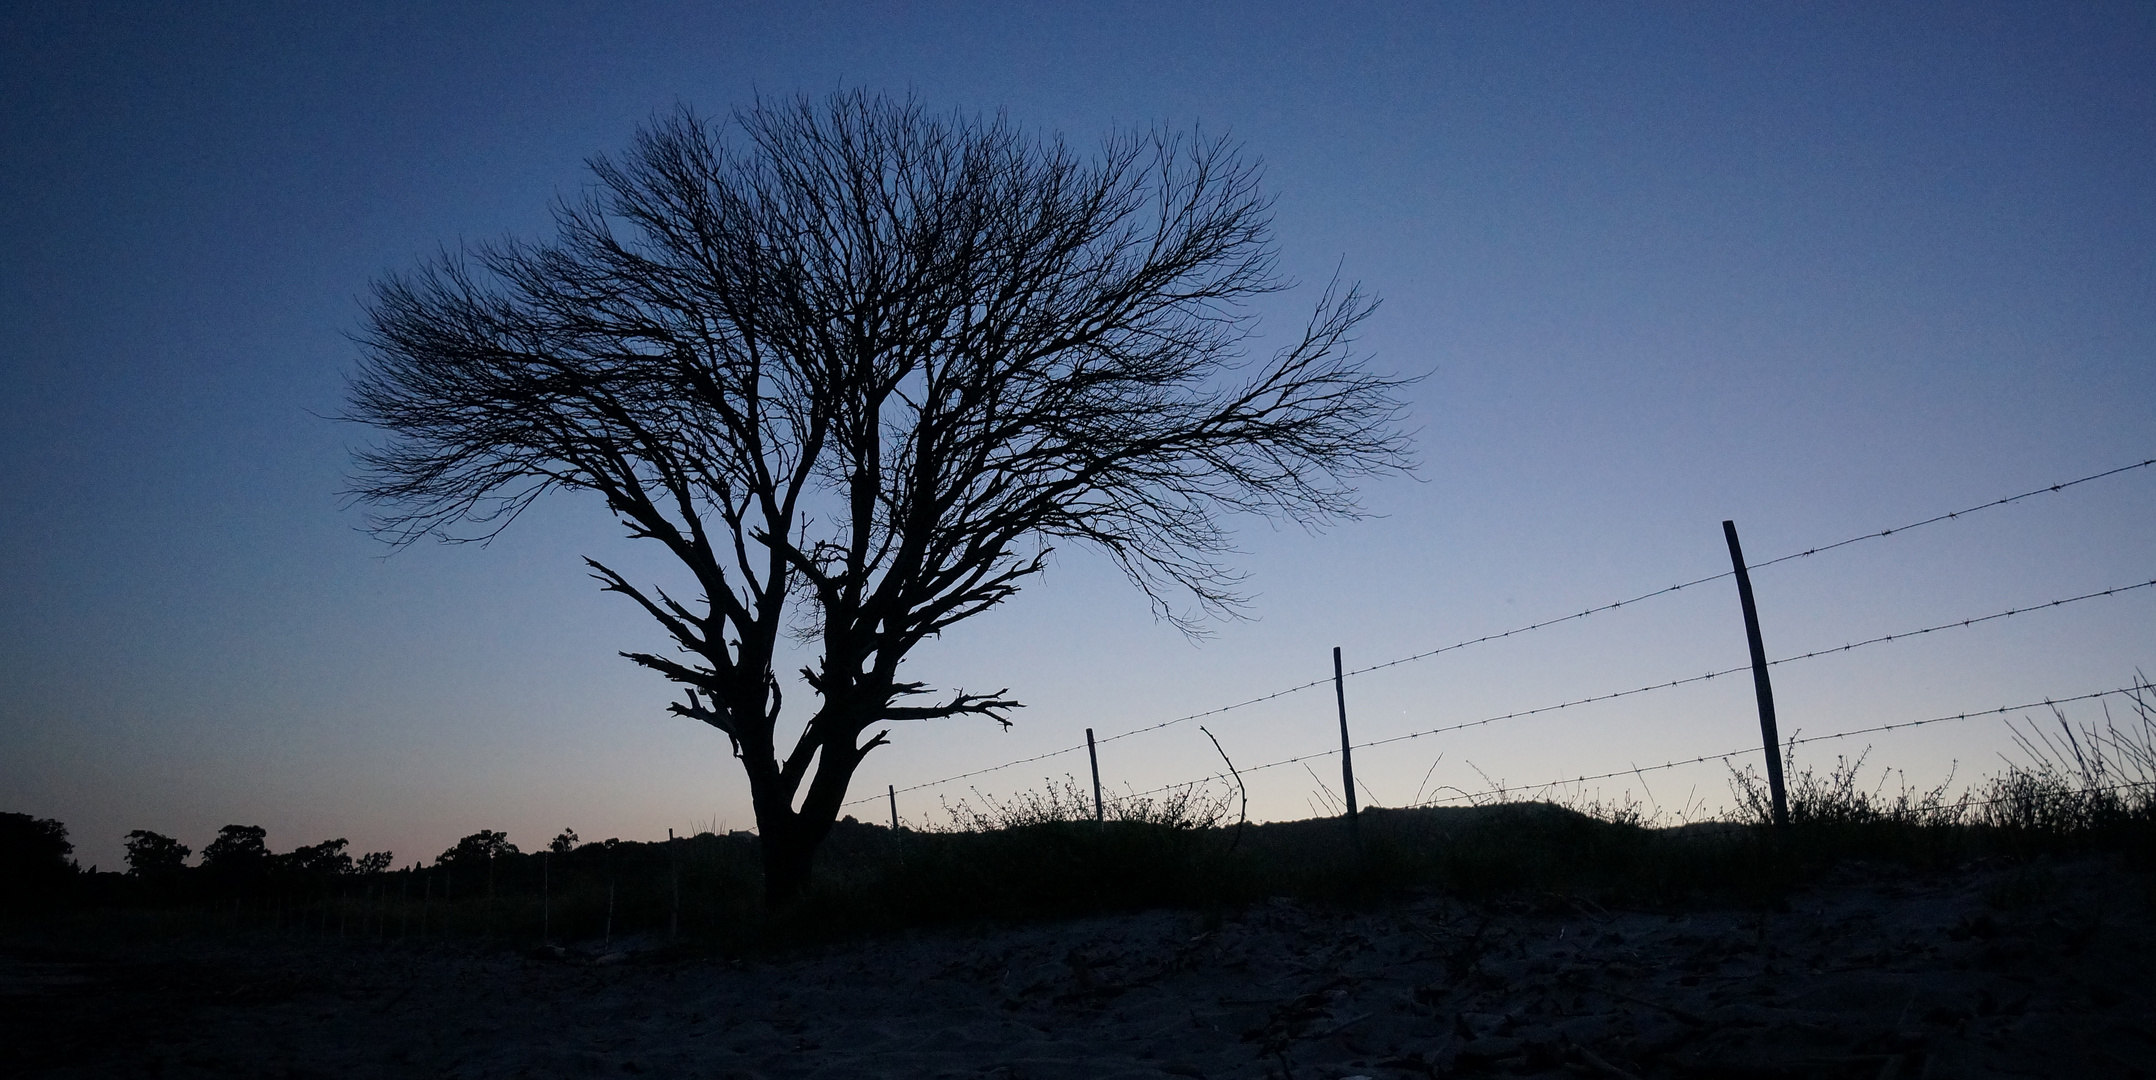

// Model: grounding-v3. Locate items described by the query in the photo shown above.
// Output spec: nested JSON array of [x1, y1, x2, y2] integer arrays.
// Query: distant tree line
[[0, 808, 837, 943], [5, 805, 1287, 945], [1, 812, 396, 914], [120, 824, 396, 897]]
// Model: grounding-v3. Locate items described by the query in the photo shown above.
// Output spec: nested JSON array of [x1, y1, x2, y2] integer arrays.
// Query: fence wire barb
[[847, 457, 2153, 808]]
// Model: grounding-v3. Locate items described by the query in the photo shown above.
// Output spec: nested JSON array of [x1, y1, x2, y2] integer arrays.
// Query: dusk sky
[[4, 3, 2152, 872]]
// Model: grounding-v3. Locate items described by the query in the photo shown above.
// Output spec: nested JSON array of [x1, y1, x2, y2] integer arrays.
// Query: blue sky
[[4, 2, 2151, 870]]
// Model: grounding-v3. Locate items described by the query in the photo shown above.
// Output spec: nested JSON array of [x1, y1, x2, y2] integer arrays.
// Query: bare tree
[[345, 91, 1414, 904]]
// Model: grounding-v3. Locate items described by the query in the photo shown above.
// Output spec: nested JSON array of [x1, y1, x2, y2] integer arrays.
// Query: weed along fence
[[853, 458, 2156, 833]]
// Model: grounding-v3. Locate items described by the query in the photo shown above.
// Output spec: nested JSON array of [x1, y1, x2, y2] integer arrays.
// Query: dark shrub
[[1, 812, 76, 912]]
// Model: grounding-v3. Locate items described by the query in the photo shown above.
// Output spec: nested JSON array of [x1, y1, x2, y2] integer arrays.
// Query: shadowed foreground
[[5, 848, 2150, 1079]]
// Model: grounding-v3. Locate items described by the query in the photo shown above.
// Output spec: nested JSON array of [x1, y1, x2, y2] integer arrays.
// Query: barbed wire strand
[[1742, 458, 2156, 575], [1399, 686, 2145, 808], [1123, 685, 2144, 802], [853, 573, 2156, 801], [1340, 457, 2155, 681], [1353, 577, 2155, 752], [1347, 577, 2156, 752], [847, 678, 1345, 807], [1765, 577, 2154, 665], [1446, 772, 2156, 816], [1423, 747, 2156, 818], [843, 457, 2154, 809]]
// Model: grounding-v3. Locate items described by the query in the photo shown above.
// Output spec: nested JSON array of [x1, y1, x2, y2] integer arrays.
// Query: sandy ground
[[4, 853, 2153, 1079]]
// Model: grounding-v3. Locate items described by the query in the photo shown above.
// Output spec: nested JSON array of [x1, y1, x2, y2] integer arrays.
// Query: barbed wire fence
[[844, 457, 2156, 828], [1146, 684, 2150, 806]]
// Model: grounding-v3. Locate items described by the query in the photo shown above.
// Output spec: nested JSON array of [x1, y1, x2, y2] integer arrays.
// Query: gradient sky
[[4, 2, 2152, 872]]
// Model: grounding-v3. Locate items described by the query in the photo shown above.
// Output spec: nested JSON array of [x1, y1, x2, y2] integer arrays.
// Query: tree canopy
[[345, 91, 1415, 902], [0, 812, 74, 910], [123, 830, 191, 878]]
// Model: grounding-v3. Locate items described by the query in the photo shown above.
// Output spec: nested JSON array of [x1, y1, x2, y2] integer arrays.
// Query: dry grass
[[15, 684, 2154, 955]]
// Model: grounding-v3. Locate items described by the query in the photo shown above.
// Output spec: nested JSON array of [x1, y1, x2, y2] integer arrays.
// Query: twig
[[1201, 726, 1249, 852], [1302, 763, 1345, 814]]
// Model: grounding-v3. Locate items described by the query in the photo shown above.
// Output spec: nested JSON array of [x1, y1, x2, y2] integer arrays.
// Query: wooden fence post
[[888, 784, 899, 832], [1722, 520, 1791, 828], [1086, 727, 1105, 826], [1334, 647, 1362, 852], [669, 828, 680, 942]]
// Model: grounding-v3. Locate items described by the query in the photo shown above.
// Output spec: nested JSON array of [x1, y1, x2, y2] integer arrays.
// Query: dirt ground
[[3, 852, 2152, 1079]]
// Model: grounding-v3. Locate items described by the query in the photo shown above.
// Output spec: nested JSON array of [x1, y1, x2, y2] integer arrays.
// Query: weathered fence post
[[887, 783, 906, 866], [1722, 519, 1791, 828], [1334, 646, 1362, 852], [1086, 727, 1105, 826], [668, 828, 680, 941], [542, 850, 551, 945]]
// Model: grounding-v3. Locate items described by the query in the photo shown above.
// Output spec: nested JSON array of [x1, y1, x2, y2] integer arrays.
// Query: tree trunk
[[749, 698, 875, 908], [758, 818, 816, 907], [753, 760, 863, 907]]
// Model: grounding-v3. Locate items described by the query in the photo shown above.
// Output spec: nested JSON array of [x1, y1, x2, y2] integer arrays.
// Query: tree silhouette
[[122, 829, 190, 878], [282, 837, 353, 878], [436, 830, 519, 867], [200, 824, 271, 894], [345, 91, 1414, 903], [0, 813, 75, 911]]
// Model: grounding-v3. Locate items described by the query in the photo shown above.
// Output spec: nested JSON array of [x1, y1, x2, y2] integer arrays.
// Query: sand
[[4, 852, 2152, 1079]]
